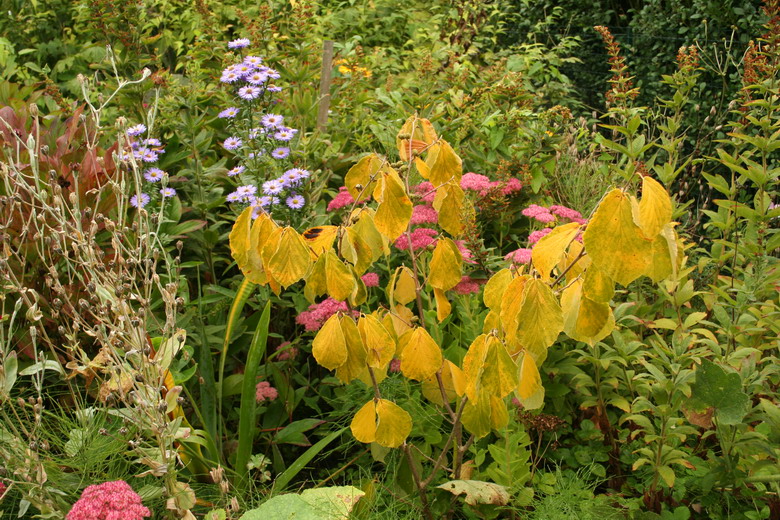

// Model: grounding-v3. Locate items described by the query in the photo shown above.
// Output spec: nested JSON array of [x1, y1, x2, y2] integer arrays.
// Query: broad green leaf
[[429, 237, 462, 290], [583, 189, 653, 286], [240, 486, 364, 520], [688, 360, 750, 425], [399, 327, 442, 381], [531, 222, 581, 282]]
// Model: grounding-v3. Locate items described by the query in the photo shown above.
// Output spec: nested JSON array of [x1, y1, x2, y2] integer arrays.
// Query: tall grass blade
[[235, 300, 271, 485], [271, 427, 347, 493]]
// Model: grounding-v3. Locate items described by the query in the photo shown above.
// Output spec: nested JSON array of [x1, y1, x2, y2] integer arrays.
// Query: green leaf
[[240, 486, 364, 520], [235, 301, 272, 485], [436, 480, 510, 506], [688, 360, 750, 425], [272, 427, 347, 492]]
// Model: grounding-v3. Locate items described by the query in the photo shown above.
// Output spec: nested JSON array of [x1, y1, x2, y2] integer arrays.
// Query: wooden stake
[[317, 40, 334, 132]]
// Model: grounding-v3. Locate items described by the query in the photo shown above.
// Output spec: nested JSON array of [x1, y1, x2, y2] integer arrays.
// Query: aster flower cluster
[[120, 124, 177, 209], [66, 480, 150, 520], [218, 38, 311, 218]]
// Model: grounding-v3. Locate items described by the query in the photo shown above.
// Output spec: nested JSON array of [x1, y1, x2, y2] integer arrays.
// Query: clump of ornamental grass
[[0, 51, 208, 519]]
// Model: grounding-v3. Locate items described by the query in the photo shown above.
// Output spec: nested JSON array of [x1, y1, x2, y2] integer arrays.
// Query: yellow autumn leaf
[[638, 176, 672, 238], [345, 154, 382, 201], [644, 223, 679, 282], [511, 279, 563, 356], [267, 227, 313, 288], [433, 182, 466, 236], [583, 189, 653, 287], [429, 237, 463, 291], [358, 314, 395, 368], [324, 250, 356, 301], [260, 223, 282, 266], [531, 222, 581, 282], [387, 266, 417, 306], [560, 279, 615, 345], [428, 140, 462, 187], [422, 360, 466, 405], [341, 227, 374, 274], [460, 389, 493, 439], [482, 310, 500, 333], [229, 207, 267, 284], [304, 253, 327, 302], [312, 313, 348, 370], [374, 166, 412, 241], [483, 268, 513, 311], [350, 399, 412, 448], [397, 116, 438, 161], [399, 327, 442, 381], [434, 287, 452, 322], [302, 225, 339, 258], [349, 208, 389, 259], [335, 316, 367, 384], [582, 265, 614, 303], [499, 275, 530, 339], [386, 304, 414, 342], [462, 334, 518, 402], [490, 395, 509, 431], [349, 266, 368, 307], [517, 351, 542, 400], [557, 239, 590, 284]]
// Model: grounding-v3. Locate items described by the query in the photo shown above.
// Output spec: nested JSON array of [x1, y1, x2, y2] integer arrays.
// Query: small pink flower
[[389, 359, 401, 373], [412, 182, 436, 204], [549, 205, 583, 221], [66, 480, 150, 520], [361, 272, 380, 287], [410, 204, 439, 225], [528, 228, 553, 245], [276, 342, 298, 361], [256, 381, 279, 402], [455, 240, 477, 264], [460, 172, 493, 194], [0, 481, 6, 498], [296, 298, 357, 331], [505, 248, 533, 264], [453, 276, 481, 295], [534, 212, 556, 223], [393, 227, 438, 251], [499, 178, 522, 195], [327, 187, 368, 211]]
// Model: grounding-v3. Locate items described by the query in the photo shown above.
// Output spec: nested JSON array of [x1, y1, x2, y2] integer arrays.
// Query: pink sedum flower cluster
[[505, 248, 533, 264], [327, 187, 369, 211], [296, 298, 358, 331], [361, 272, 380, 287], [528, 228, 553, 245], [66, 481, 150, 520], [453, 276, 481, 295], [393, 227, 438, 252], [522, 203, 586, 225], [255, 381, 279, 402], [276, 342, 298, 361], [410, 204, 439, 225]]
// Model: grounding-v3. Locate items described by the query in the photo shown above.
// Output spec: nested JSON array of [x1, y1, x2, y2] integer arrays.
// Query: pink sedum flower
[[361, 272, 380, 287], [460, 172, 493, 194], [393, 227, 438, 251], [549, 205, 583, 221], [66, 480, 150, 520], [412, 182, 436, 204], [276, 342, 298, 361], [255, 381, 279, 403], [453, 276, 481, 295], [455, 240, 477, 264], [505, 248, 533, 264], [327, 187, 368, 211], [528, 228, 553, 245], [499, 177, 523, 196], [389, 359, 401, 373], [296, 298, 357, 331], [410, 204, 439, 225]]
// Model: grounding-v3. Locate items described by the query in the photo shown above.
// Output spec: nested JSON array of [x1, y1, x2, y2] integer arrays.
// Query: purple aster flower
[[144, 167, 165, 182], [286, 194, 305, 209], [281, 169, 301, 185], [262, 179, 284, 195], [141, 150, 159, 162], [265, 68, 281, 79], [266, 85, 283, 93], [238, 86, 262, 100], [261, 114, 284, 128], [227, 165, 245, 177], [223, 137, 243, 150], [257, 195, 275, 207], [220, 71, 240, 83], [236, 185, 258, 199], [246, 71, 268, 85], [226, 191, 242, 203], [271, 147, 290, 159], [130, 193, 150, 208], [143, 138, 162, 146], [248, 127, 265, 139], [228, 38, 251, 49], [273, 129, 295, 141], [234, 63, 253, 76], [244, 55, 263, 67], [218, 107, 240, 119], [160, 187, 177, 198], [127, 124, 146, 137]]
